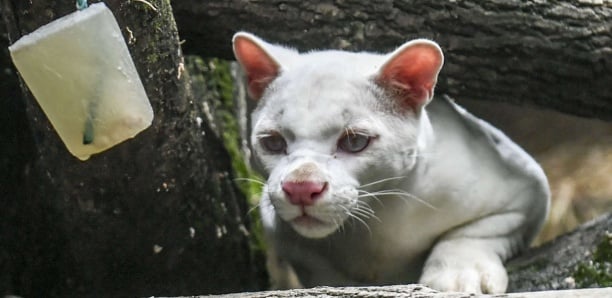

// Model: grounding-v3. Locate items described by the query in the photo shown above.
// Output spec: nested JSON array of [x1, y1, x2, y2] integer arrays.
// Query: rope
[[76, 0, 88, 10]]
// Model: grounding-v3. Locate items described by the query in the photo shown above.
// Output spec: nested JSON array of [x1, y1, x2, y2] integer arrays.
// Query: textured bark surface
[[183, 285, 612, 298], [173, 0, 612, 120], [0, 0, 265, 296], [507, 212, 612, 292], [0, 6, 38, 297]]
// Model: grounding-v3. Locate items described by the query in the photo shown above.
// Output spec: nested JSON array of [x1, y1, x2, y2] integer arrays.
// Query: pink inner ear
[[377, 43, 442, 111], [234, 37, 280, 100]]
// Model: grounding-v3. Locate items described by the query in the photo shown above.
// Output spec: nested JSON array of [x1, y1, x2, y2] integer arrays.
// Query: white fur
[[236, 32, 550, 294]]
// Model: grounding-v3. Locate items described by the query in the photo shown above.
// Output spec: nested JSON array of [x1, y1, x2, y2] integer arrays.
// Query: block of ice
[[9, 3, 153, 160]]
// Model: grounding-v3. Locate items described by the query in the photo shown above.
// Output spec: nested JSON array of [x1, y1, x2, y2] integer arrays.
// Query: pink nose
[[282, 181, 327, 206]]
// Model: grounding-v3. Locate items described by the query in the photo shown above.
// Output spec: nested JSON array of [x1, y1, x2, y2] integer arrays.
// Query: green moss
[[204, 58, 263, 199], [572, 232, 612, 287], [186, 56, 266, 251]]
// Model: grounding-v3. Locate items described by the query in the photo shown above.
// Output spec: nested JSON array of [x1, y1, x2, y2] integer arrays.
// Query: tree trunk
[[0, 0, 266, 296], [173, 0, 612, 120], [0, 5, 38, 296]]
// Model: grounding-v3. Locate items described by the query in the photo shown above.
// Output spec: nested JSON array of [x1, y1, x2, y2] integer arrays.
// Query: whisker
[[351, 214, 372, 235], [353, 209, 378, 223], [354, 200, 374, 213], [358, 210, 381, 223], [358, 176, 406, 189], [251, 200, 275, 217], [359, 190, 436, 210], [406, 151, 437, 159], [234, 177, 266, 186], [354, 203, 381, 222], [357, 189, 384, 206], [322, 211, 344, 235], [247, 204, 260, 215], [349, 207, 368, 218], [334, 193, 380, 222], [258, 197, 273, 207], [339, 205, 372, 236]]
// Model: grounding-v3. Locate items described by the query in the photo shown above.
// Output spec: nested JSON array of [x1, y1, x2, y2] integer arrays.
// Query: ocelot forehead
[[261, 74, 378, 139]]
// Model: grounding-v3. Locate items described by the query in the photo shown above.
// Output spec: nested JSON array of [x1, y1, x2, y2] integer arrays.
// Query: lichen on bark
[[572, 231, 612, 288]]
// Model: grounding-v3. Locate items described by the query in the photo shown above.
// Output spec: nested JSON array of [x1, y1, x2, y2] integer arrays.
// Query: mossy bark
[[191, 285, 612, 298], [173, 0, 612, 120], [507, 212, 612, 292], [0, 0, 266, 296]]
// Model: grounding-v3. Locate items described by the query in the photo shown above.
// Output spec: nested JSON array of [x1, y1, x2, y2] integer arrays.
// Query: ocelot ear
[[375, 39, 444, 113], [232, 32, 282, 100]]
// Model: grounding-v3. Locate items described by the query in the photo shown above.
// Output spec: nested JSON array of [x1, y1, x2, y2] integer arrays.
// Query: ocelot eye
[[338, 132, 371, 153], [260, 133, 287, 154]]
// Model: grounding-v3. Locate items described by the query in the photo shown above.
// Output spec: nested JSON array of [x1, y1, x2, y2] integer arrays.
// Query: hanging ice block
[[9, 3, 154, 161]]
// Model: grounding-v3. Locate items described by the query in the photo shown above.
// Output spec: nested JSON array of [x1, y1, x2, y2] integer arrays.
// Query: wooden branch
[[190, 285, 612, 298], [173, 0, 612, 120], [507, 212, 612, 292]]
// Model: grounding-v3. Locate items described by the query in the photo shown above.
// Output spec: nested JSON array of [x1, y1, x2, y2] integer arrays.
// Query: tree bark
[[0, 0, 266, 296], [507, 212, 612, 292], [0, 5, 38, 296], [196, 285, 612, 298], [173, 0, 612, 120]]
